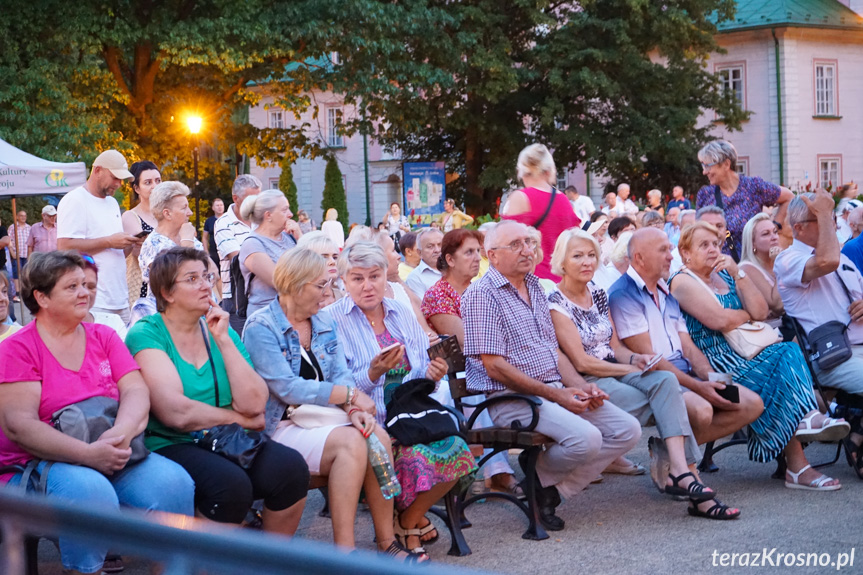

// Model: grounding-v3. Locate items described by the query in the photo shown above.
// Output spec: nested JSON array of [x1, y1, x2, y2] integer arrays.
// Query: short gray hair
[[419, 227, 443, 252], [788, 193, 814, 228], [297, 230, 338, 254], [240, 189, 286, 225], [483, 220, 525, 253], [696, 205, 726, 221], [232, 174, 262, 201], [678, 209, 696, 224], [641, 210, 664, 228], [698, 140, 738, 171], [337, 241, 388, 277], [647, 189, 661, 201], [150, 181, 190, 220]]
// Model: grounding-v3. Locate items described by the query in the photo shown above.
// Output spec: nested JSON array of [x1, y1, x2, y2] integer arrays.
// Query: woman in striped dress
[[669, 221, 849, 491]]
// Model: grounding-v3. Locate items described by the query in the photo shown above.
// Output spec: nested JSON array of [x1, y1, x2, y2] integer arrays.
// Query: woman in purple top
[[695, 140, 793, 258], [502, 144, 581, 281]]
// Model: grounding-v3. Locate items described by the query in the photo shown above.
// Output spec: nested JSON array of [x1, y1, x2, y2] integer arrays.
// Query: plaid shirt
[[462, 265, 560, 392], [8, 223, 31, 259]]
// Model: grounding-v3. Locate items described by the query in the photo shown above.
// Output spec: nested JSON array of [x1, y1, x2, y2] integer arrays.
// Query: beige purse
[[683, 270, 780, 360], [286, 405, 351, 429]]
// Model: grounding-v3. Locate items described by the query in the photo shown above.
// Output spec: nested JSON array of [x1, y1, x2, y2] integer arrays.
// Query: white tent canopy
[[0, 138, 86, 198]]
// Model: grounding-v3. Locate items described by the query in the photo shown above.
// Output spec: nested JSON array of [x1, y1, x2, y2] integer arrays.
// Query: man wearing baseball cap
[[27, 205, 58, 254], [57, 150, 144, 323]]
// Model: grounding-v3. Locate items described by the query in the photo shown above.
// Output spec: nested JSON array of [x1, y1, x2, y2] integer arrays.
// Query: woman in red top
[[502, 144, 581, 281]]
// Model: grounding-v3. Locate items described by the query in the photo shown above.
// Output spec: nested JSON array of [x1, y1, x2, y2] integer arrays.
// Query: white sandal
[[795, 411, 850, 443], [785, 464, 841, 491]]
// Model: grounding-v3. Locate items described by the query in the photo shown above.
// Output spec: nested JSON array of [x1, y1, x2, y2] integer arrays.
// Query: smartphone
[[716, 383, 740, 403], [135, 230, 149, 238], [644, 353, 663, 371], [379, 342, 402, 355]]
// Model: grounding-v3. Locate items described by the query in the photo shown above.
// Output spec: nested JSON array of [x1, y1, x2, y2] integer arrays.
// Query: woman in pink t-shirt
[[0, 251, 193, 575], [502, 144, 581, 281]]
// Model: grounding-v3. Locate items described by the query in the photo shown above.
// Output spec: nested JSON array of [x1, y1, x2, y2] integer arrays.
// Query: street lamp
[[187, 115, 202, 229]]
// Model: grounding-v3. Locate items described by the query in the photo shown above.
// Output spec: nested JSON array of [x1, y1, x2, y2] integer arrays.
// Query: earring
[[753, 248, 757, 254]]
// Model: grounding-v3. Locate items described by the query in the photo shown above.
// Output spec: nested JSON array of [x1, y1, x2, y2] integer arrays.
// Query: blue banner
[[402, 161, 446, 226]]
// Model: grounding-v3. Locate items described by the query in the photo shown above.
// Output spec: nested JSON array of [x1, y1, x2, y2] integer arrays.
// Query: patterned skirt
[[393, 435, 477, 510]]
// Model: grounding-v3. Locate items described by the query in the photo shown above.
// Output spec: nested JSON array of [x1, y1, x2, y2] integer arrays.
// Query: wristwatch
[[736, 269, 747, 280]]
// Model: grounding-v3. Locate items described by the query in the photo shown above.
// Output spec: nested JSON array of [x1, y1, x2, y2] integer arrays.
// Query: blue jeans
[[8, 454, 194, 574]]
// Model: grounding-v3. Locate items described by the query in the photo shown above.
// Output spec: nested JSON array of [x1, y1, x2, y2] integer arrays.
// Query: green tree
[[279, 157, 300, 215], [326, 0, 746, 213], [321, 157, 349, 236]]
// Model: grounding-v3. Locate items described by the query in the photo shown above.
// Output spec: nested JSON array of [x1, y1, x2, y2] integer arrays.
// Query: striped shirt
[[462, 265, 560, 393], [325, 295, 430, 423], [214, 204, 251, 299]]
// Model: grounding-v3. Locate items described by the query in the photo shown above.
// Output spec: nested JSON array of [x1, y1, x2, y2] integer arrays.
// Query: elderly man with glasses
[[462, 219, 641, 531]]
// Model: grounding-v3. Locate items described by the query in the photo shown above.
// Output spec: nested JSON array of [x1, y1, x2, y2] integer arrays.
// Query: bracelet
[[348, 407, 361, 417], [628, 355, 635, 365], [343, 386, 354, 408], [180, 238, 195, 243]]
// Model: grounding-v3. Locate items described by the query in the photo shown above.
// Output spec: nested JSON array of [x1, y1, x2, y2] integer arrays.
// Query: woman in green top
[[126, 247, 309, 535]]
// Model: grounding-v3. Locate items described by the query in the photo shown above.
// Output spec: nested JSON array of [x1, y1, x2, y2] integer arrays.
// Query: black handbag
[[192, 319, 267, 469], [809, 271, 854, 371], [384, 378, 464, 446]]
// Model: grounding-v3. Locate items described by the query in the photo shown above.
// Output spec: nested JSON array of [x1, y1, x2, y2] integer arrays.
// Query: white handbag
[[683, 270, 781, 360], [286, 404, 351, 429]]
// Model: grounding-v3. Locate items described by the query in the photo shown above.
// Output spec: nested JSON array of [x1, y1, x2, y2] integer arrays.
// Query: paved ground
[[32, 433, 861, 574]]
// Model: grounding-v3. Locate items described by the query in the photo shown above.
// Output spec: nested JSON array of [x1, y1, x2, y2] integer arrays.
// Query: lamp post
[[187, 115, 202, 229]]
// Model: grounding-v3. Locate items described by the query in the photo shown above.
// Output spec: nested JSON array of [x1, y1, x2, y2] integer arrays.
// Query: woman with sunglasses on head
[[126, 247, 309, 535], [695, 140, 793, 259], [238, 189, 301, 318], [122, 161, 161, 301], [243, 249, 424, 562]]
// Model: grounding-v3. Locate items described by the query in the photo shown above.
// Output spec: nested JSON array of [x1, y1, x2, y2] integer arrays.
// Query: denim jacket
[[243, 298, 353, 436]]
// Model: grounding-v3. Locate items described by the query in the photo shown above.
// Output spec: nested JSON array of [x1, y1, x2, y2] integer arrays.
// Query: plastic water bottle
[[367, 433, 401, 500]]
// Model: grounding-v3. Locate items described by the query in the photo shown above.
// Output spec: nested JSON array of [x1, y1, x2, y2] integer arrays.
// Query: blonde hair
[[740, 213, 775, 266], [677, 220, 719, 255], [550, 228, 601, 277], [647, 189, 662, 202], [516, 143, 556, 183], [273, 248, 326, 296], [610, 231, 633, 266], [297, 230, 338, 254], [240, 189, 286, 225], [150, 181, 190, 220], [325, 208, 338, 221]]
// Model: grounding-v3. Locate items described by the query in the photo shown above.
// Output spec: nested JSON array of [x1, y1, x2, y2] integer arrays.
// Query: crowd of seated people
[[6, 159, 863, 573]]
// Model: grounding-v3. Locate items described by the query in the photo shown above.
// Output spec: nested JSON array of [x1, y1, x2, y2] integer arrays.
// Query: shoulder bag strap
[[834, 271, 855, 328], [681, 269, 723, 305], [533, 186, 559, 229], [713, 185, 724, 210], [199, 319, 220, 407]]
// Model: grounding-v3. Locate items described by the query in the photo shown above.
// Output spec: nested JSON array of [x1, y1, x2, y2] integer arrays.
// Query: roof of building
[[715, 0, 863, 32]]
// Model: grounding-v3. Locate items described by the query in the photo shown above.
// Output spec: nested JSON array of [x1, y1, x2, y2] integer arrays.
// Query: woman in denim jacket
[[242, 248, 426, 563]]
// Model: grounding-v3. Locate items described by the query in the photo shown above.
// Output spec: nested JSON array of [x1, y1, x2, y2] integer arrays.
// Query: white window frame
[[818, 156, 841, 188], [557, 170, 568, 191], [327, 107, 344, 148], [268, 109, 284, 129], [269, 178, 280, 190], [814, 61, 837, 116], [736, 157, 749, 177], [716, 63, 746, 108]]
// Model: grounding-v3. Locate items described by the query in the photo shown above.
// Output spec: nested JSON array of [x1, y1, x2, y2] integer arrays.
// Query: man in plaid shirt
[[462, 220, 640, 531]]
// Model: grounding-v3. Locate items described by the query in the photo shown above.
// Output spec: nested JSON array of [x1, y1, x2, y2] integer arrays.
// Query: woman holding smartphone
[[548, 228, 738, 520], [326, 241, 476, 558]]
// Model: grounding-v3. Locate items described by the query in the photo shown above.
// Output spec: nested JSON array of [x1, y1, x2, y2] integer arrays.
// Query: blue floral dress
[[670, 270, 816, 462]]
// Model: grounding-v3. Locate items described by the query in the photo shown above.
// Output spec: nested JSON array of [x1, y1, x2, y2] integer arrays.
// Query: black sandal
[[665, 472, 715, 503], [687, 498, 740, 520], [842, 437, 863, 480], [382, 540, 430, 563]]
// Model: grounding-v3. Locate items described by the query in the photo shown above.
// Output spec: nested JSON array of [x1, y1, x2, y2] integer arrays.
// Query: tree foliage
[[279, 157, 300, 214], [326, 0, 745, 211], [321, 157, 349, 236]]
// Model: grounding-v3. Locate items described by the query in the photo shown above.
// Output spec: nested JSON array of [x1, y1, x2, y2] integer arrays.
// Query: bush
[[321, 157, 349, 236]]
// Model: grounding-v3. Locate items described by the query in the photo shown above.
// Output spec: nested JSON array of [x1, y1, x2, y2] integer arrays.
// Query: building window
[[327, 107, 344, 147], [557, 170, 568, 191], [269, 178, 280, 190], [736, 157, 749, 177], [268, 109, 284, 129], [814, 61, 837, 116], [818, 156, 841, 188], [717, 64, 745, 107]]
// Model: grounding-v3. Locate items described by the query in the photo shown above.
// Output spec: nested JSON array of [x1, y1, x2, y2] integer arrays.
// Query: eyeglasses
[[490, 238, 538, 252], [175, 273, 216, 287], [700, 161, 719, 170], [309, 279, 334, 291], [80, 253, 96, 266]]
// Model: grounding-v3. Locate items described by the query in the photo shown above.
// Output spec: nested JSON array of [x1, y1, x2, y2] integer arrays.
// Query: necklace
[[366, 304, 384, 328]]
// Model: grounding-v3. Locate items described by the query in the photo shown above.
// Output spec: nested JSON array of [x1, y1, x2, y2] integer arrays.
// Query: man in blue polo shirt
[[608, 228, 762, 453]]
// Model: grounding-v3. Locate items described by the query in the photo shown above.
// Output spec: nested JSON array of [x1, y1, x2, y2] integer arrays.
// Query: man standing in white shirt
[[617, 183, 639, 216], [57, 150, 143, 323], [406, 227, 443, 298], [564, 185, 595, 224], [214, 174, 262, 333]]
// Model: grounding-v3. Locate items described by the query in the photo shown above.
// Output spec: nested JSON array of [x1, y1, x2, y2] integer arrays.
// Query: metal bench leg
[[698, 441, 719, 473], [430, 491, 472, 557], [521, 447, 549, 542]]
